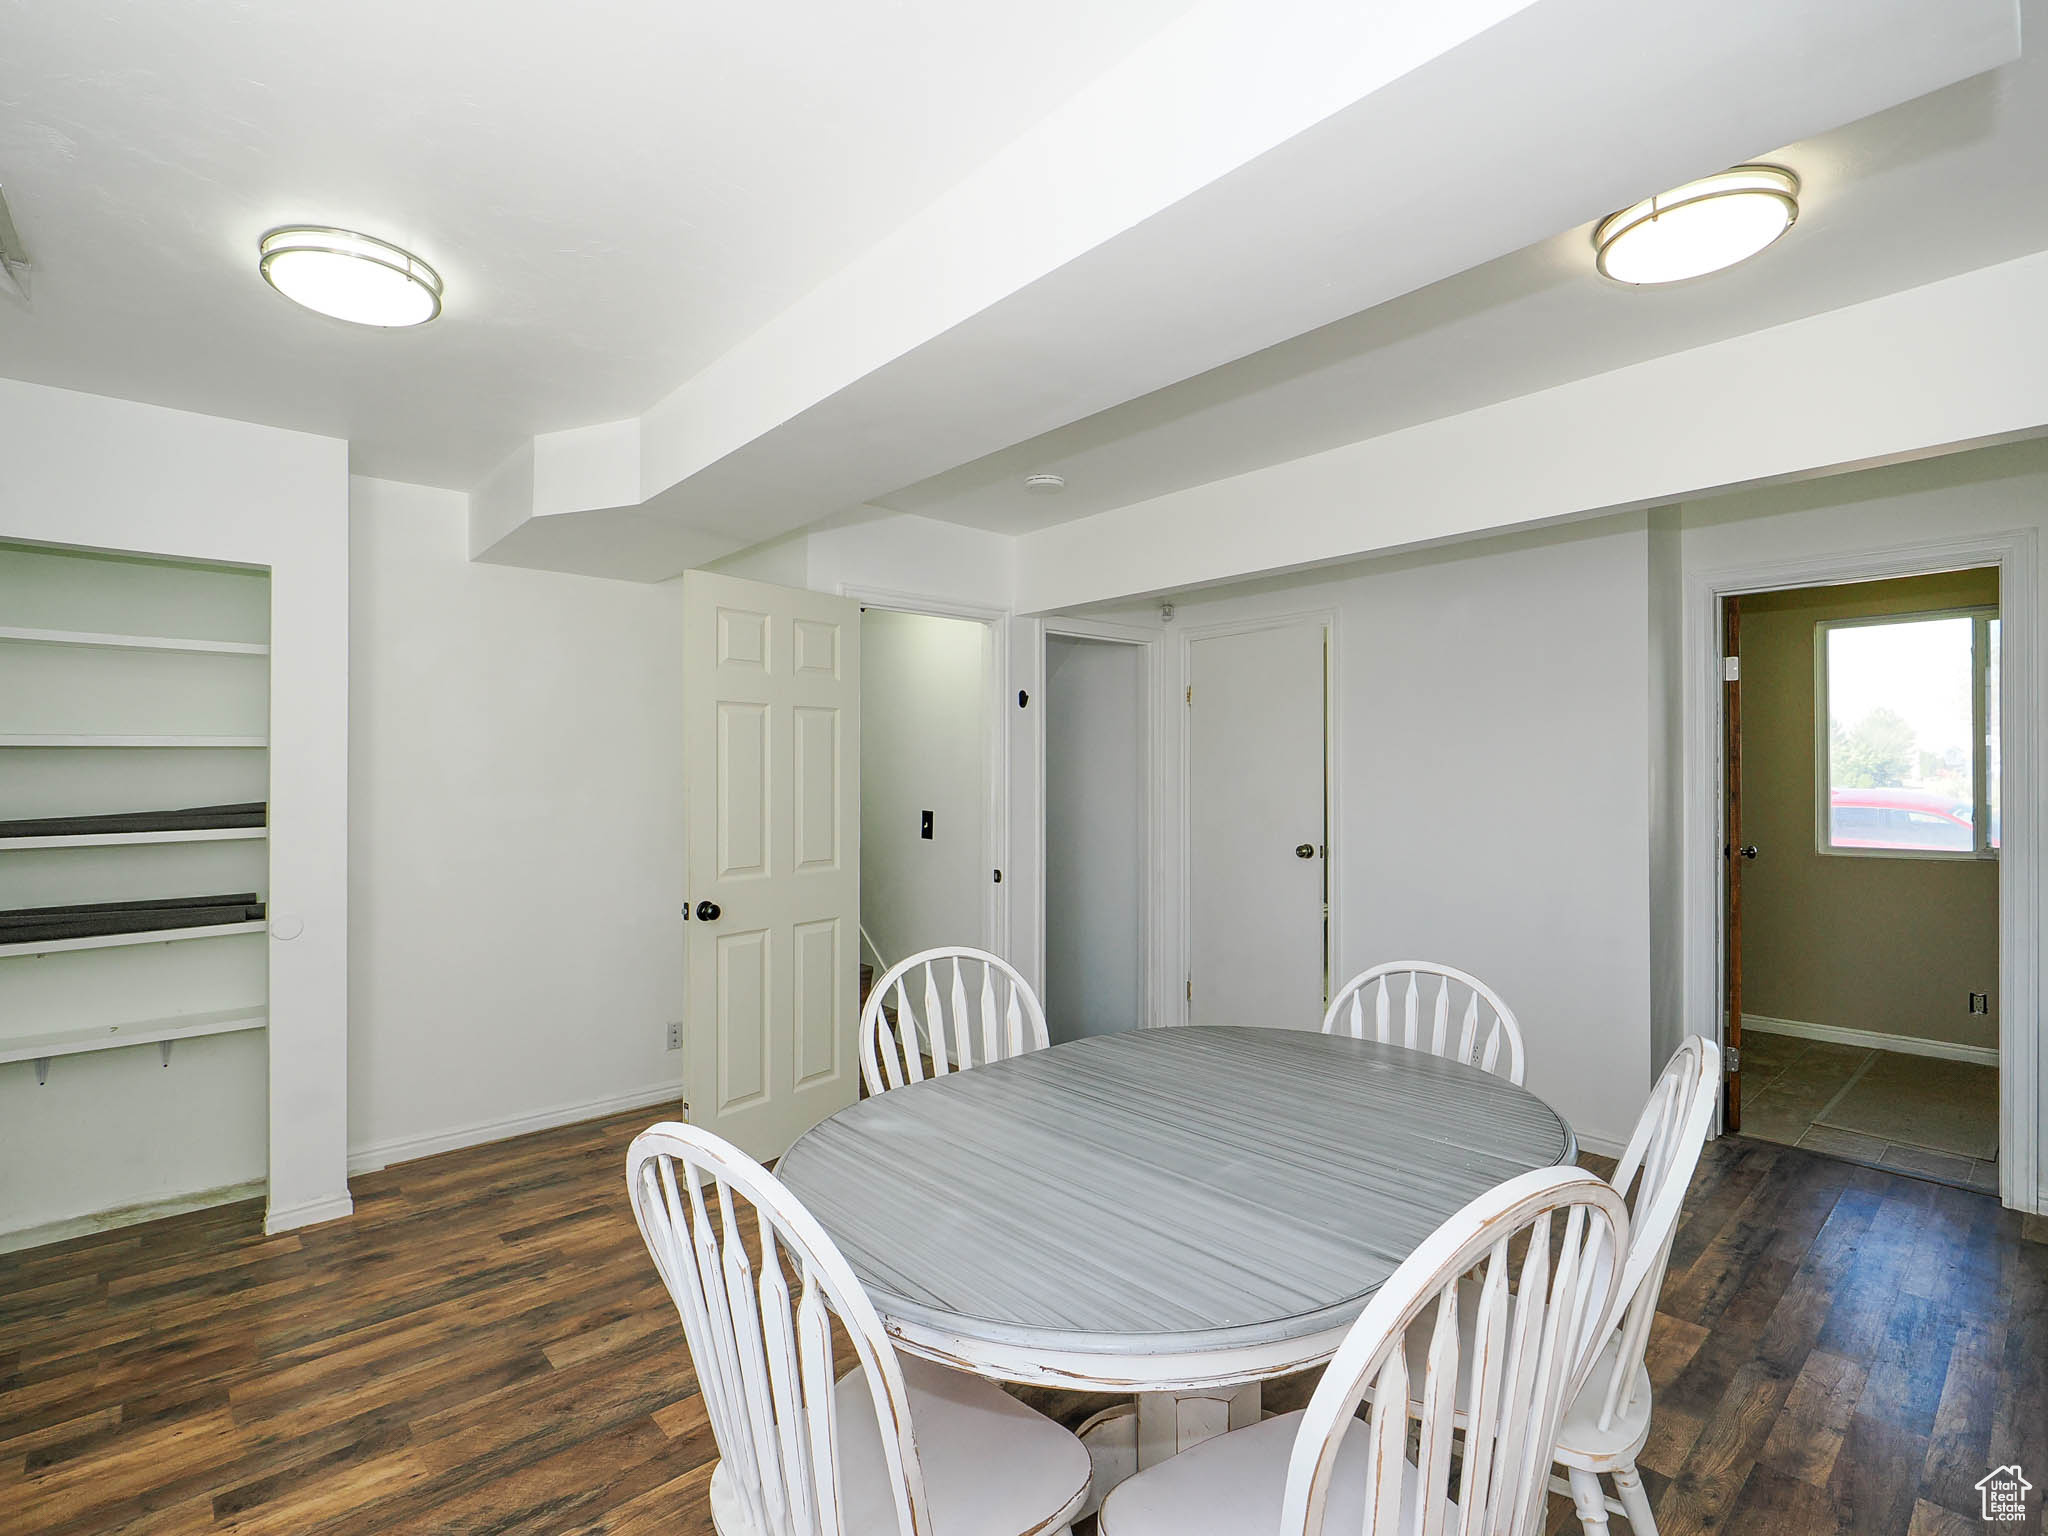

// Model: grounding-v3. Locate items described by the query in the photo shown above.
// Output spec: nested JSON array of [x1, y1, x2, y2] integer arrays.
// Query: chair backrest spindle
[[628, 1120, 932, 1536], [1588, 1036, 1720, 1431], [860, 946, 1050, 1096], [1323, 960, 1526, 1084], [1277, 1167, 1629, 1536]]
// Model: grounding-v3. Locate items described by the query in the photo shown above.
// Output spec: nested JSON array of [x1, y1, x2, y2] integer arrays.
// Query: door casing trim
[[841, 585, 1011, 963], [1175, 608, 1339, 1028], [1041, 617, 1168, 1030], [1682, 530, 2039, 1211]]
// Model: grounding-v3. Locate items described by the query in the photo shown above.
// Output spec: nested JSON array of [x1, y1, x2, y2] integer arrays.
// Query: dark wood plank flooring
[[3, 1112, 2042, 1534]]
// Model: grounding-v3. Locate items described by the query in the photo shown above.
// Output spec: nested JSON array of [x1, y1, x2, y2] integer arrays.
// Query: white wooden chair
[[1546, 1036, 1720, 1535], [1098, 1165, 1629, 1536], [1386, 1037, 1720, 1535], [1322, 961, 1526, 1084], [860, 947, 1050, 1096], [626, 1120, 1089, 1536]]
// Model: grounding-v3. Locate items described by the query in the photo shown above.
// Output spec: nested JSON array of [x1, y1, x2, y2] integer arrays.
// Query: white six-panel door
[[681, 571, 860, 1159], [1187, 620, 1327, 1030]]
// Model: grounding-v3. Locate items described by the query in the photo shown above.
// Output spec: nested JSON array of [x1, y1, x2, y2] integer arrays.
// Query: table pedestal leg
[[1137, 1383, 1262, 1465], [1076, 1383, 1262, 1517]]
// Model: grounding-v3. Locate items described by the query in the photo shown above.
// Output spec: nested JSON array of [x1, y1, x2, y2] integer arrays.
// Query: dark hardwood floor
[[2, 1111, 2042, 1535]]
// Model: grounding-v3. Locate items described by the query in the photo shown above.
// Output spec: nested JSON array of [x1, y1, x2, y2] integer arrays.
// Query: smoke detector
[[1023, 474, 1067, 494]]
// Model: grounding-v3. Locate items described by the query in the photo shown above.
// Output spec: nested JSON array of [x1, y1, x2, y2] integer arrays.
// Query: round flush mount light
[[1593, 164, 1799, 285], [259, 227, 443, 326], [1023, 473, 1067, 494]]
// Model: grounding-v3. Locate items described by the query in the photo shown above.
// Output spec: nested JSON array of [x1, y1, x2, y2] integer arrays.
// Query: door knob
[[1739, 845, 1759, 861], [1295, 843, 1317, 859], [695, 900, 722, 921]]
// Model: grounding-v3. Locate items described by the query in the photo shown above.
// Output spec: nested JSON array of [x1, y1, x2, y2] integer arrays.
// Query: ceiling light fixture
[[259, 226, 442, 326], [1593, 164, 1799, 285], [1023, 473, 1067, 493]]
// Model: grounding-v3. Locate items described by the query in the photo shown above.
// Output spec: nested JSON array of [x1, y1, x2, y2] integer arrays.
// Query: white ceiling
[[880, 30, 2048, 535], [0, 0, 1197, 486], [461, 0, 2020, 579], [0, 0, 2034, 576]]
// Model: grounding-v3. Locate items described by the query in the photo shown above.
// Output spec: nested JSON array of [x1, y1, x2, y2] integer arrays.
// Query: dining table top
[[775, 1024, 1575, 1386]]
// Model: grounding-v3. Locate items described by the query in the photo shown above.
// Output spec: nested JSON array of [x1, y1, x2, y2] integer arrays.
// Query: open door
[[682, 571, 861, 1160], [1723, 595, 1745, 1131]]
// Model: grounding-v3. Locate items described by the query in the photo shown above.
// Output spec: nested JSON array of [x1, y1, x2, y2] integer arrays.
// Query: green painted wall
[[1738, 568, 1999, 1050]]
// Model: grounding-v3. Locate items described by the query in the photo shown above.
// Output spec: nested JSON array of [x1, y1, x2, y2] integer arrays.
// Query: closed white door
[[1045, 634, 1148, 1041], [682, 571, 860, 1159], [1187, 621, 1326, 1030]]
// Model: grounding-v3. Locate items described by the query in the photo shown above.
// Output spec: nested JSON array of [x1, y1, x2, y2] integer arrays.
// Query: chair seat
[[1553, 1331, 1653, 1469], [1097, 1409, 1456, 1536], [1399, 1278, 1654, 1466], [712, 1354, 1089, 1536]]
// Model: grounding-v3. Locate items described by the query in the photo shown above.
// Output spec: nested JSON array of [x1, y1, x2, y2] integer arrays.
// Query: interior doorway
[[856, 607, 998, 985], [1043, 632, 1148, 1043], [680, 571, 863, 1160], [1184, 617, 1329, 1031], [1723, 569, 2001, 1194]]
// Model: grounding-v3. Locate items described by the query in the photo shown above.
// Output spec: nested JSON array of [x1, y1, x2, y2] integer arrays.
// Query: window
[[1817, 608, 1999, 856]]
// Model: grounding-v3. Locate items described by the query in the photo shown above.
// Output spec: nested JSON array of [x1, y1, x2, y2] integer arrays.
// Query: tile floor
[[1737, 1029, 2000, 1194]]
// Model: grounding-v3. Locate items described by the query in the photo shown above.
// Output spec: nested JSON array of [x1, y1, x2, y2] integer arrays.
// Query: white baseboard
[[1573, 1132, 1628, 1161], [264, 1190, 356, 1235], [3, 1082, 691, 1251], [1742, 1014, 1999, 1068], [347, 1080, 687, 1176], [0, 1178, 267, 1255]]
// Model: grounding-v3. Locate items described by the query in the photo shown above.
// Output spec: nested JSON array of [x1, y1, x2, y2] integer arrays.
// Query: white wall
[[708, 528, 811, 588], [1015, 250, 2048, 615], [805, 514, 1015, 610], [1052, 437, 2048, 1199], [858, 610, 991, 971], [1044, 635, 1146, 1041], [1647, 506, 1686, 1078], [711, 511, 1053, 992], [1089, 518, 1658, 1152], [0, 378, 350, 1238], [347, 477, 686, 1167], [811, 516, 1050, 995]]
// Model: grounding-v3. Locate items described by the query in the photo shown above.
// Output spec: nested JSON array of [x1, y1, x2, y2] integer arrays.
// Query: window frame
[[1812, 605, 1999, 860]]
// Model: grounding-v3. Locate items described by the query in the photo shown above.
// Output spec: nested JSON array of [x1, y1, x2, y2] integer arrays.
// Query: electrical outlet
[[666, 1021, 684, 1051], [1969, 992, 1990, 1015]]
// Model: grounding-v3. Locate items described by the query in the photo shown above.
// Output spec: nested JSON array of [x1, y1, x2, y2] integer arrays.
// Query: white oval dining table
[[776, 1023, 1577, 1509]]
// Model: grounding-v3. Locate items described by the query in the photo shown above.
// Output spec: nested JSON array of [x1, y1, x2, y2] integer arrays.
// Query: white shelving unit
[[0, 827, 267, 851], [0, 625, 270, 656], [1, 540, 277, 1237], [0, 831, 266, 856], [0, 920, 268, 960], [1, 1007, 267, 1068], [0, 734, 268, 749], [3, 540, 273, 1192]]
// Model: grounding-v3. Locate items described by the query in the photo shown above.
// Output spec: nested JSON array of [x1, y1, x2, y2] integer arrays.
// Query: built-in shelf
[[0, 625, 269, 656], [0, 827, 268, 851], [0, 920, 267, 959], [0, 1007, 267, 1067], [0, 734, 268, 749]]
